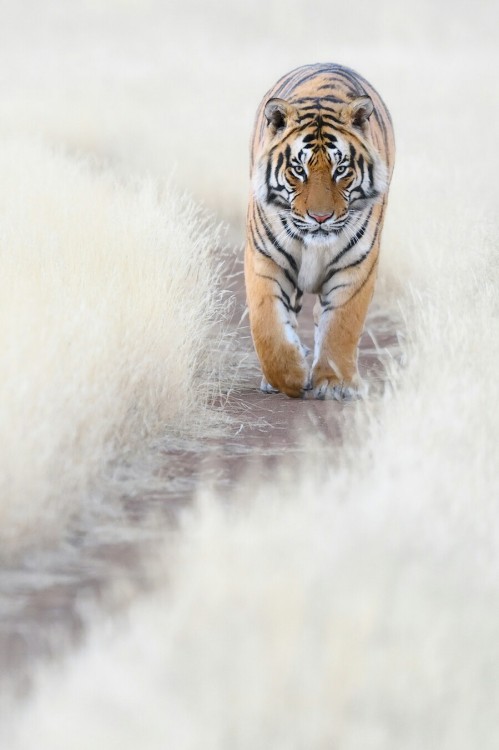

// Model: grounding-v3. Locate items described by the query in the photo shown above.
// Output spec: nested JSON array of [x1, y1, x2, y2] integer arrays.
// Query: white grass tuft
[[0, 138, 226, 552]]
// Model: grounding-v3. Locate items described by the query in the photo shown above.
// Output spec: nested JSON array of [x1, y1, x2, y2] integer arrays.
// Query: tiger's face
[[254, 96, 387, 244]]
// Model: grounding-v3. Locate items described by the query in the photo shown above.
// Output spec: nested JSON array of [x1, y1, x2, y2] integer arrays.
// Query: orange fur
[[245, 63, 395, 399]]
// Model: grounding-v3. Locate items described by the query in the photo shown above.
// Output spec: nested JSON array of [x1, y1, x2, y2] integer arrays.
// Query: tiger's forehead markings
[[291, 113, 348, 166], [291, 133, 344, 167]]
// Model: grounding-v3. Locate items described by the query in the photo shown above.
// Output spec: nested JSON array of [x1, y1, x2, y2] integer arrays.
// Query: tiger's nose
[[308, 211, 333, 224]]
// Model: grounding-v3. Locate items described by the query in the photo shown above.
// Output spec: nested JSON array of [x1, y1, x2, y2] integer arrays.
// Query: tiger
[[244, 63, 395, 399]]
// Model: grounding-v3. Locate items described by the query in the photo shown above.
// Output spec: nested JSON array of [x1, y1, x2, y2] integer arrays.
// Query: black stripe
[[358, 153, 365, 182], [255, 274, 296, 313], [337, 215, 381, 272], [278, 285, 292, 308], [265, 158, 272, 198], [296, 112, 318, 124], [256, 203, 299, 274], [321, 94, 347, 104], [302, 132, 318, 144], [294, 287, 303, 315], [373, 107, 389, 154], [334, 255, 378, 310], [298, 103, 323, 111], [326, 208, 373, 268], [268, 190, 289, 209], [251, 231, 273, 259], [280, 215, 301, 241], [367, 162, 374, 188], [318, 111, 343, 125], [292, 94, 345, 105], [335, 248, 370, 273], [274, 66, 311, 98], [281, 125, 304, 141], [331, 66, 364, 97], [284, 268, 297, 288], [251, 205, 273, 257], [281, 64, 337, 96], [328, 283, 350, 293], [297, 101, 342, 114], [291, 96, 319, 104], [251, 230, 272, 259], [273, 151, 284, 184], [315, 71, 358, 97], [321, 212, 376, 292], [350, 187, 367, 201], [274, 294, 292, 312]]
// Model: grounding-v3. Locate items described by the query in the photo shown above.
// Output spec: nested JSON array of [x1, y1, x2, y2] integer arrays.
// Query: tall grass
[[0, 138, 225, 551], [6, 76, 499, 748]]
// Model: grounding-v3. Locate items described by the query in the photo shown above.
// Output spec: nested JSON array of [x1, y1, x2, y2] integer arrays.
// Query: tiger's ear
[[342, 96, 374, 129], [264, 98, 296, 132]]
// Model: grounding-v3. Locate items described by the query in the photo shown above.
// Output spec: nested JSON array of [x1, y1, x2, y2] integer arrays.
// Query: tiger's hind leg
[[245, 245, 308, 398]]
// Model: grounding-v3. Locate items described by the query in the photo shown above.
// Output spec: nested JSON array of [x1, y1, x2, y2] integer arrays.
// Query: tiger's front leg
[[310, 266, 377, 401], [245, 244, 308, 398]]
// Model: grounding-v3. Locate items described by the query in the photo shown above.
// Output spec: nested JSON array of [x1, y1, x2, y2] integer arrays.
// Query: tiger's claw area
[[306, 379, 367, 401], [260, 378, 280, 394]]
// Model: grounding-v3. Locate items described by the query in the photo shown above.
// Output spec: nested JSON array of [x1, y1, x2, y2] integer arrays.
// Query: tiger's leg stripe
[[250, 214, 274, 260], [245, 241, 308, 398], [310, 255, 378, 401], [321, 252, 379, 317], [255, 202, 299, 276], [295, 288, 304, 315], [255, 273, 293, 306], [333, 255, 378, 311]]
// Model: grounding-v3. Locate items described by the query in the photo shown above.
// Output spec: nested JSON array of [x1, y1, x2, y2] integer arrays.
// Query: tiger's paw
[[258, 342, 309, 399], [260, 377, 280, 394], [308, 370, 367, 401], [261, 367, 308, 398]]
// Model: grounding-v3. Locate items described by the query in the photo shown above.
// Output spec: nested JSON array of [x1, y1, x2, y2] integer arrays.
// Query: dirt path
[[0, 264, 400, 698]]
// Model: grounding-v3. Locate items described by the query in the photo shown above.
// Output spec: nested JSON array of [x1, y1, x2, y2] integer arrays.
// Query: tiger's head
[[254, 96, 387, 244]]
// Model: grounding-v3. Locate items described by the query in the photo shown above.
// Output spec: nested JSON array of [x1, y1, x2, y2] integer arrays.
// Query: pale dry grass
[[0, 138, 226, 551]]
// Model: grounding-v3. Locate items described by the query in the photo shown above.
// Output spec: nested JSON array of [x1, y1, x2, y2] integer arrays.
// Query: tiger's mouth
[[316, 224, 345, 235], [290, 216, 348, 239]]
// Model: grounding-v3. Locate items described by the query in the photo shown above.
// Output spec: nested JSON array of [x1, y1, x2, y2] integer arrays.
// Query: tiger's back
[[245, 63, 395, 399]]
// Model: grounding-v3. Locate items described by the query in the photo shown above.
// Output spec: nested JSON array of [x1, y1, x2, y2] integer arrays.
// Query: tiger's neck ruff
[[245, 63, 395, 400]]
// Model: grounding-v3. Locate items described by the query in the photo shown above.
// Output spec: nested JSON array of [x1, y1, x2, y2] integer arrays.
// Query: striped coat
[[245, 63, 395, 399]]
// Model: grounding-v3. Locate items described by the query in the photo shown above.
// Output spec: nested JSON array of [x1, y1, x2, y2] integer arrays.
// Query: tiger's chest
[[297, 244, 333, 294]]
